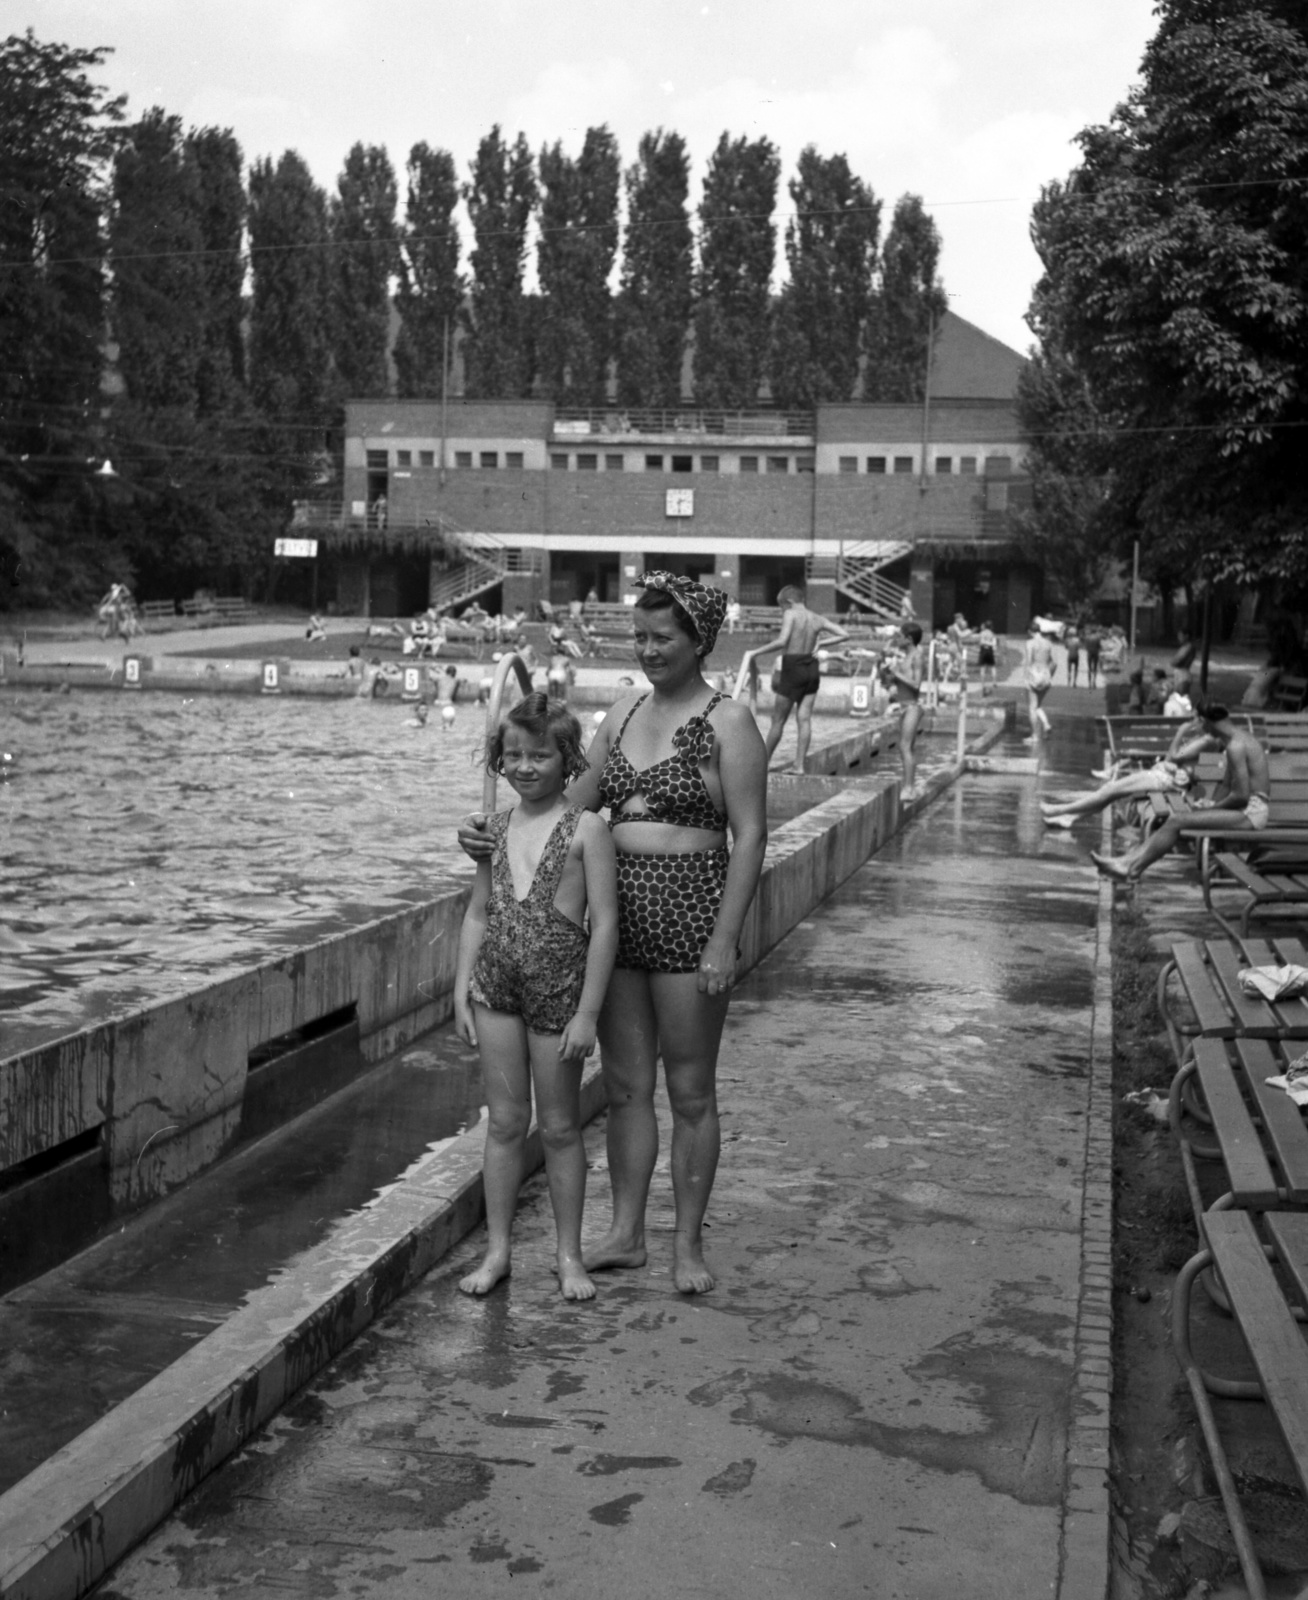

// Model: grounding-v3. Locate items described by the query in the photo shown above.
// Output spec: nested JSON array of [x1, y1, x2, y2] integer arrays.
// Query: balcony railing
[[552, 406, 814, 440]]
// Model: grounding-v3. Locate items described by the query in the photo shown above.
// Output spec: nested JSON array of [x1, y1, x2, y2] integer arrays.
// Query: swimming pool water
[[1, 690, 860, 1055]]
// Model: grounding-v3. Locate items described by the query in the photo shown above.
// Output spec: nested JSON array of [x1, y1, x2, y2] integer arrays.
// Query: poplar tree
[[692, 133, 780, 409], [770, 147, 880, 409], [394, 143, 462, 399], [862, 195, 947, 403], [0, 30, 123, 605], [615, 130, 693, 409], [331, 142, 398, 398], [461, 126, 537, 399], [110, 109, 204, 412], [248, 150, 333, 426], [536, 125, 620, 405], [186, 126, 247, 416]]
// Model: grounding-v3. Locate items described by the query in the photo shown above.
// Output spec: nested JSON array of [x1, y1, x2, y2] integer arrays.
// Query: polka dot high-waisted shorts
[[615, 847, 729, 973]]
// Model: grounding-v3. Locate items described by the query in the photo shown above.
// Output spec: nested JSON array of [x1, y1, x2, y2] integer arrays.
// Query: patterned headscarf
[[635, 571, 730, 656]]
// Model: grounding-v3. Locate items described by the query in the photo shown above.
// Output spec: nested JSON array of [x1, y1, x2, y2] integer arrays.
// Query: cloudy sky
[[27, 0, 1158, 353]]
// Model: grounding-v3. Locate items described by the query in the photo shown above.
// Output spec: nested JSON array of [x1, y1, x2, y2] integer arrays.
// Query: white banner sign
[[275, 538, 319, 558]]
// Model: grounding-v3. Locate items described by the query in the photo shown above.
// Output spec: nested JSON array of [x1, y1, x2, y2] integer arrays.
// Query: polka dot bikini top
[[598, 693, 728, 832]]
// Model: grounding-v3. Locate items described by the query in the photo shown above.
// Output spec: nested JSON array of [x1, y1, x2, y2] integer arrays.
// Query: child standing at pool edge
[[454, 694, 619, 1301]]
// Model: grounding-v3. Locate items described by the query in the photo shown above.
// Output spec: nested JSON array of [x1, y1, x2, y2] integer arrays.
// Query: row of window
[[550, 453, 816, 474], [837, 455, 980, 475], [368, 448, 1000, 476]]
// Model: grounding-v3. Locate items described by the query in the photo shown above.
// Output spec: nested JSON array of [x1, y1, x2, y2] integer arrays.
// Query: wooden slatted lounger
[[1172, 1209, 1308, 1600]]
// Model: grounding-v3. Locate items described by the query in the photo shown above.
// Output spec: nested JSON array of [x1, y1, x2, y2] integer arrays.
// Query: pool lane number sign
[[274, 538, 319, 558], [124, 656, 142, 689], [262, 661, 280, 695], [401, 666, 421, 701]]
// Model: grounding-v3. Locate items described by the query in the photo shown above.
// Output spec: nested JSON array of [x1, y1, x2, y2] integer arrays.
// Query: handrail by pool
[[481, 650, 536, 811]]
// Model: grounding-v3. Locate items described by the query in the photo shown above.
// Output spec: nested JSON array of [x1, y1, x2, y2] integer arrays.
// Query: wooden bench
[[180, 596, 251, 626], [1158, 934, 1308, 1069], [139, 600, 177, 629], [1173, 1208, 1308, 1600], [1272, 674, 1308, 713]]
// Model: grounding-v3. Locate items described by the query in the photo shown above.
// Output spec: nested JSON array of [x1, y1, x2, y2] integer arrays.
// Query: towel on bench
[[1238, 963, 1308, 1001]]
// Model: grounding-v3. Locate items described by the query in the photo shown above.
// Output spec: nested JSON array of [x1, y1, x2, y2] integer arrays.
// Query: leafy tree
[[1012, 347, 1116, 612], [0, 30, 124, 607], [770, 147, 880, 409], [461, 126, 537, 399], [394, 142, 462, 399], [536, 125, 620, 405], [692, 133, 780, 408], [862, 195, 947, 402], [615, 130, 693, 409], [1028, 0, 1308, 593], [330, 142, 398, 398]]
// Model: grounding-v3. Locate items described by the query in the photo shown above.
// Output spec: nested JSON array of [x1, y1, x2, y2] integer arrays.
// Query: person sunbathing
[[1090, 702, 1270, 880], [1041, 719, 1215, 829]]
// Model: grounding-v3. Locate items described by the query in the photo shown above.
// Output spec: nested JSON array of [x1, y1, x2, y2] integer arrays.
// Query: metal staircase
[[831, 540, 914, 622], [426, 525, 540, 613]]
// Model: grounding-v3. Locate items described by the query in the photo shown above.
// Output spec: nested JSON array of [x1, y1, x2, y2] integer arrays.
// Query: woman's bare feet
[[1090, 851, 1134, 881], [558, 1256, 596, 1302], [1041, 812, 1075, 829], [673, 1235, 715, 1294], [582, 1230, 647, 1273], [458, 1251, 511, 1297]]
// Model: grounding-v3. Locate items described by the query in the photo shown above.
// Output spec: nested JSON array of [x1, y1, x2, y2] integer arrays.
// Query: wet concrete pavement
[[93, 753, 1107, 1600]]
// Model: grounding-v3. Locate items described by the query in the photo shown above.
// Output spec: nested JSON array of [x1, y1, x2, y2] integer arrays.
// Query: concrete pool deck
[[0, 732, 1113, 1600]]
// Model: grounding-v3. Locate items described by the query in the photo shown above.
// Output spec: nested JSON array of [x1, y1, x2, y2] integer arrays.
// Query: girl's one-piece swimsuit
[[598, 693, 729, 973], [469, 806, 589, 1032]]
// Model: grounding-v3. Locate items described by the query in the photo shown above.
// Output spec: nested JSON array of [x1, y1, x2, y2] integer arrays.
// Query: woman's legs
[[650, 971, 730, 1293], [1042, 770, 1156, 821], [900, 701, 923, 793], [527, 1033, 594, 1300], [460, 1007, 532, 1296], [585, 968, 660, 1271]]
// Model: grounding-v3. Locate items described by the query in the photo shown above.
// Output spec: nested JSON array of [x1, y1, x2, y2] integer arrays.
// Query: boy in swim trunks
[[743, 584, 850, 773], [1091, 702, 1271, 880]]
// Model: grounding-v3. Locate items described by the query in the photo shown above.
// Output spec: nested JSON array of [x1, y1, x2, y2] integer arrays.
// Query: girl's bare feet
[[673, 1235, 715, 1294], [582, 1230, 647, 1272], [458, 1251, 511, 1296], [558, 1256, 596, 1302]]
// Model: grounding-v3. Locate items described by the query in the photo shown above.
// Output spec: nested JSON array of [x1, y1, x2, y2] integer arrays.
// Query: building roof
[[929, 311, 1026, 401]]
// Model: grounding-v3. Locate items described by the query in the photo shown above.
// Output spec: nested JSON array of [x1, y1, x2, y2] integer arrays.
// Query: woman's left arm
[[698, 701, 768, 997]]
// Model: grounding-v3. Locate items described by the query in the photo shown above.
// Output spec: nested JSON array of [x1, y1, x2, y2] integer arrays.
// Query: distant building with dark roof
[[308, 313, 1038, 632]]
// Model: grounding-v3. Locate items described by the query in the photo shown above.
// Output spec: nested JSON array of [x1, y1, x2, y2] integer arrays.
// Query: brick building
[[307, 312, 1037, 631]]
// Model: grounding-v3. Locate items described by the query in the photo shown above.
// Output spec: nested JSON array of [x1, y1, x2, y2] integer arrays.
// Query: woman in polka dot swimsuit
[[460, 575, 767, 1294]]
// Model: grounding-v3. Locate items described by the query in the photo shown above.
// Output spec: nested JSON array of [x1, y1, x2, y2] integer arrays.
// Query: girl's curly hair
[[485, 690, 589, 781]]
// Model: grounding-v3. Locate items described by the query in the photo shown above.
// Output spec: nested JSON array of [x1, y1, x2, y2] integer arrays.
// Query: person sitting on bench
[[1041, 717, 1215, 828], [1091, 701, 1270, 880]]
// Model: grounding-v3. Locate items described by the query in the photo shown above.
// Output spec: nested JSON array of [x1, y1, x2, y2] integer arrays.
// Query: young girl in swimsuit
[[458, 574, 767, 1293], [453, 694, 618, 1301]]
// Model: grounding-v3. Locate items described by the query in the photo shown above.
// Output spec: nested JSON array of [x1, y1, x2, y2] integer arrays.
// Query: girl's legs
[[586, 968, 660, 1271], [1036, 688, 1052, 735], [527, 1031, 594, 1301], [459, 1006, 532, 1296], [649, 971, 730, 1293]]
